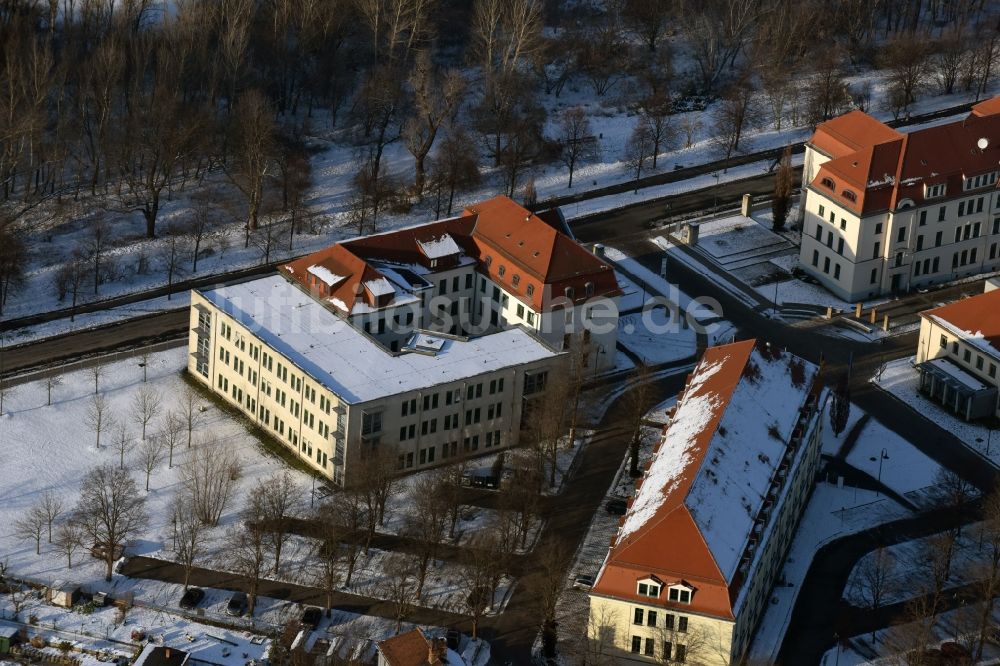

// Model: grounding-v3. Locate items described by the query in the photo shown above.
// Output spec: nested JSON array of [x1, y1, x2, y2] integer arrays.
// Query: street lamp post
[[870, 448, 889, 496]]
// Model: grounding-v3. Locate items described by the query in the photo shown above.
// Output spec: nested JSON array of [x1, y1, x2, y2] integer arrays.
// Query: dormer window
[[668, 584, 693, 604], [926, 183, 946, 198], [842, 189, 857, 202], [964, 171, 999, 191], [498, 265, 506, 277], [429, 259, 438, 268], [637, 582, 660, 598], [512, 275, 520, 288], [526, 284, 535, 297], [820, 177, 835, 190]]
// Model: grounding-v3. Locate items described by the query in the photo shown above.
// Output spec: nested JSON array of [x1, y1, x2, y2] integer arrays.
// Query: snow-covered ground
[[874, 356, 1000, 466], [845, 418, 946, 502], [844, 523, 991, 609], [0, 347, 312, 588], [652, 235, 762, 309], [617, 308, 697, 365], [819, 602, 1000, 666], [747, 482, 912, 664]]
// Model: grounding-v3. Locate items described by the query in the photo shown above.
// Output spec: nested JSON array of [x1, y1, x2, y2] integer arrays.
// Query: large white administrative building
[[800, 96, 1000, 302], [187, 196, 622, 485], [588, 340, 826, 665]]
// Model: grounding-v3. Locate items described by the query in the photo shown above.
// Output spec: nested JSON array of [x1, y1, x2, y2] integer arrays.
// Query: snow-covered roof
[[364, 277, 395, 297], [924, 356, 988, 391], [198, 276, 559, 404], [417, 234, 462, 259], [306, 265, 345, 288], [594, 340, 820, 620]]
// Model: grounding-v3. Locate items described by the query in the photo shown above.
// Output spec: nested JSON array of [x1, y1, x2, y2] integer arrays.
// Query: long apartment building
[[588, 340, 826, 665], [800, 96, 1000, 302], [187, 196, 621, 486]]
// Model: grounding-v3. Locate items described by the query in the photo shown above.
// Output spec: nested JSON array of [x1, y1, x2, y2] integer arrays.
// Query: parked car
[[605, 498, 628, 515], [178, 587, 205, 610], [301, 606, 323, 629], [226, 592, 247, 617], [572, 575, 595, 590], [445, 630, 461, 651]]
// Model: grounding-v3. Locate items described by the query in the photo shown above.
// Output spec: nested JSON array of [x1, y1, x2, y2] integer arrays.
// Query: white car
[[573, 575, 595, 590]]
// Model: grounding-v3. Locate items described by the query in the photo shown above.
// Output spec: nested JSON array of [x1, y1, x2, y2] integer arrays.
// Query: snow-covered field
[[845, 418, 946, 501], [0, 347, 310, 587], [844, 523, 991, 609], [747, 482, 912, 664], [874, 357, 1000, 465], [617, 308, 697, 365]]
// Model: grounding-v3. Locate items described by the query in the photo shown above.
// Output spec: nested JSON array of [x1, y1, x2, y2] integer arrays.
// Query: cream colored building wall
[[586, 396, 826, 665], [800, 185, 1000, 302], [917, 316, 1000, 418], [188, 290, 559, 487], [587, 594, 736, 665], [189, 291, 347, 482]]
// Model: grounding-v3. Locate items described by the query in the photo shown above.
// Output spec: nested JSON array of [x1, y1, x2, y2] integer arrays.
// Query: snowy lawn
[[747, 482, 912, 664], [821, 403, 866, 456], [617, 308, 697, 365], [844, 523, 994, 609], [819, 601, 1000, 666], [874, 357, 1000, 466], [845, 418, 946, 502], [0, 346, 313, 590]]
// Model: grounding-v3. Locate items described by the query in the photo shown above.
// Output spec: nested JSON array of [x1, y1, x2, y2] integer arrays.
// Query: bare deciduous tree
[[180, 438, 243, 526], [385, 552, 416, 633], [403, 51, 465, 196], [714, 73, 759, 161], [624, 118, 654, 193], [131, 386, 162, 441], [227, 89, 277, 238], [40, 490, 64, 543], [179, 386, 203, 449], [403, 473, 448, 598], [54, 519, 85, 569], [159, 410, 184, 468], [258, 471, 300, 575], [427, 126, 481, 217], [357, 449, 398, 552], [229, 491, 268, 616], [313, 503, 342, 617], [558, 106, 595, 189], [136, 435, 164, 492], [76, 465, 148, 581], [113, 421, 132, 470], [15, 504, 46, 555], [172, 494, 206, 590], [85, 393, 113, 449]]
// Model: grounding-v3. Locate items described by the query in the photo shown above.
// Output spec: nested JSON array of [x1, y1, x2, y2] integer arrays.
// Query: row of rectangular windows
[[397, 430, 504, 469], [939, 335, 999, 378], [630, 637, 686, 662]]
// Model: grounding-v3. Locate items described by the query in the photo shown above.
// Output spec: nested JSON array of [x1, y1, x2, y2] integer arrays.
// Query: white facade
[[799, 149, 1000, 303]]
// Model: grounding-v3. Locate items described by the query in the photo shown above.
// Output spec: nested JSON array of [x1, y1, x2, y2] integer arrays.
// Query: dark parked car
[[445, 630, 461, 651], [226, 592, 247, 616], [605, 498, 628, 515], [301, 606, 323, 629], [179, 587, 205, 610]]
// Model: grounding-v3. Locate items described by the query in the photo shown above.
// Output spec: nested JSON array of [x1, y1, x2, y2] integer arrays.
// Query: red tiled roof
[[921, 289, 1000, 351], [592, 340, 820, 620], [809, 97, 1000, 215], [282, 196, 620, 313]]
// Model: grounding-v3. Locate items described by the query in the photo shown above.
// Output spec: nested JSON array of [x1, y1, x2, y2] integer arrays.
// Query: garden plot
[[617, 308, 698, 365], [875, 357, 1000, 465], [844, 524, 991, 609], [0, 346, 313, 590], [845, 418, 947, 503]]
